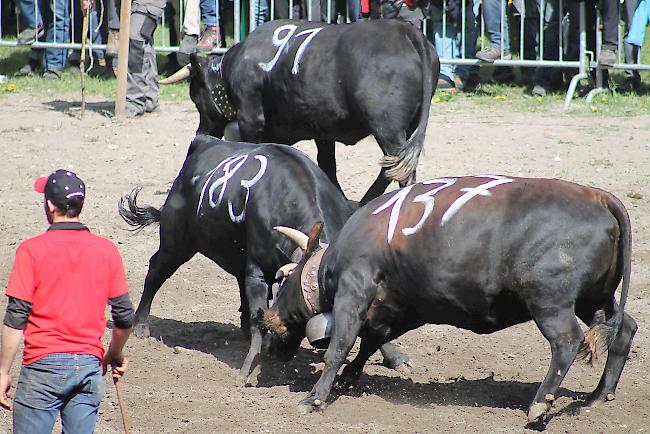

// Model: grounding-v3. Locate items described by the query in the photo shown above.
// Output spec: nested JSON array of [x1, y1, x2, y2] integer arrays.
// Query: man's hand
[[0, 372, 13, 410], [103, 352, 129, 380]]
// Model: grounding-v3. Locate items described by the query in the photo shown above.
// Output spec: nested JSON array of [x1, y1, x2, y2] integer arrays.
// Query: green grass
[[1, 27, 650, 115], [433, 67, 650, 116]]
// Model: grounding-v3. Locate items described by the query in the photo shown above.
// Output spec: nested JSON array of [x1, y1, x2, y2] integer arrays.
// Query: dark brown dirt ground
[[0, 92, 648, 433]]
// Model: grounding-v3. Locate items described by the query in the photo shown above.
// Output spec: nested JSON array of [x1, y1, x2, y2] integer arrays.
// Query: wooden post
[[115, 0, 132, 118]]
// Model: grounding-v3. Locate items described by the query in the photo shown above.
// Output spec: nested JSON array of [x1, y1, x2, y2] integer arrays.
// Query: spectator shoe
[[531, 84, 547, 97], [617, 77, 641, 94], [197, 26, 221, 51], [476, 46, 511, 63], [43, 70, 62, 80], [16, 59, 41, 76], [17, 25, 44, 45], [598, 48, 617, 66]]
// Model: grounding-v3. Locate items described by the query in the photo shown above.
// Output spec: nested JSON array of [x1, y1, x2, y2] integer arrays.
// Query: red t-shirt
[[6, 224, 129, 365]]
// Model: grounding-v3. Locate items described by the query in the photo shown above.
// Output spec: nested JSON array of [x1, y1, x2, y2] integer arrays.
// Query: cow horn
[[279, 263, 298, 277], [274, 226, 309, 251], [158, 65, 191, 84]]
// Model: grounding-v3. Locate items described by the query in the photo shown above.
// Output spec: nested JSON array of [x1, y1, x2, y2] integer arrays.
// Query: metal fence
[[1, 0, 648, 107]]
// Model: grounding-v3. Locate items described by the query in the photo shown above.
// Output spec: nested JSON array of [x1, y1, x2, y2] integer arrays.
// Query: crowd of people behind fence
[[5, 0, 647, 103]]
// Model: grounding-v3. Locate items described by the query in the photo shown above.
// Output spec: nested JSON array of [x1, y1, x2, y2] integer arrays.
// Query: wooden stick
[[115, 0, 132, 117], [113, 377, 131, 434], [80, 6, 89, 118]]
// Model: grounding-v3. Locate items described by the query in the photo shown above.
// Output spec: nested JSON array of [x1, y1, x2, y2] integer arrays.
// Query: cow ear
[[306, 222, 324, 255], [189, 53, 206, 80]]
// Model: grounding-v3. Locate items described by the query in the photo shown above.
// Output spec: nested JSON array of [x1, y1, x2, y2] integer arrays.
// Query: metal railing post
[[235, 0, 241, 43], [563, 0, 587, 110]]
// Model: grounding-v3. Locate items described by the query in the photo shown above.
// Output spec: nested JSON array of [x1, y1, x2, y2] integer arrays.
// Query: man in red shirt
[[0, 169, 134, 433]]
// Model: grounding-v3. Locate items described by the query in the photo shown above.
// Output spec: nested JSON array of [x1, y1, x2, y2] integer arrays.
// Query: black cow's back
[[321, 176, 623, 333], [164, 135, 353, 279]]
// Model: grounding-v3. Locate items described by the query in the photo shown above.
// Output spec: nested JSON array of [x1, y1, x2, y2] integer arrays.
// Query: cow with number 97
[[161, 19, 440, 205]]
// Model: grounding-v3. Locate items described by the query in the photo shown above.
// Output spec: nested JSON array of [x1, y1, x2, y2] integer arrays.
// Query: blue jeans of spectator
[[482, 0, 510, 51], [42, 0, 71, 71], [16, 0, 43, 30], [13, 353, 104, 434], [429, 0, 479, 82], [15, 0, 44, 64], [254, 0, 269, 26], [201, 0, 219, 26]]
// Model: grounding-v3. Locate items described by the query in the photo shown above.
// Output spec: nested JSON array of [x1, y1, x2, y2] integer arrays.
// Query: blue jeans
[[201, 0, 219, 26], [482, 0, 510, 51], [42, 0, 71, 71], [16, 0, 43, 30], [429, 0, 479, 81], [255, 0, 269, 26], [13, 353, 105, 434]]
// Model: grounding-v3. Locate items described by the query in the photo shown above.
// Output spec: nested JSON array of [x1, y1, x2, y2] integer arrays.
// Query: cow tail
[[118, 187, 162, 230], [380, 26, 434, 184], [578, 192, 632, 365]]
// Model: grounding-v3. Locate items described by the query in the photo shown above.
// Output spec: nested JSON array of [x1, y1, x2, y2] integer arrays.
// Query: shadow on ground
[[138, 314, 587, 428], [43, 99, 115, 117]]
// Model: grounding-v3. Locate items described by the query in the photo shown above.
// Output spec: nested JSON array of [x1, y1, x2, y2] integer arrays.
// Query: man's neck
[[51, 216, 81, 224]]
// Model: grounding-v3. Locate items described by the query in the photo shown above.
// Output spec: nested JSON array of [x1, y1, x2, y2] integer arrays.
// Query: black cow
[[118, 134, 409, 378], [162, 19, 439, 205], [264, 175, 637, 422]]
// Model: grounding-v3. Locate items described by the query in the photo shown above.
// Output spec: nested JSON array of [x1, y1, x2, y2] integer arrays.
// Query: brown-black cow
[[264, 175, 637, 422]]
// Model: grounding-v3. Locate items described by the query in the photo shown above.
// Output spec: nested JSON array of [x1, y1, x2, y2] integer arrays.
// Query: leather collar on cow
[[300, 244, 328, 315], [211, 83, 237, 122]]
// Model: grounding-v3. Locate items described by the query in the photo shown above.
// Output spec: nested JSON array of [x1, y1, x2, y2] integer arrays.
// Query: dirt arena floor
[[0, 93, 649, 433]]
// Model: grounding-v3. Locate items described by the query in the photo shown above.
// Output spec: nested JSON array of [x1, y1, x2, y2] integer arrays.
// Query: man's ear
[[306, 222, 323, 255], [46, 199, 57, 214]]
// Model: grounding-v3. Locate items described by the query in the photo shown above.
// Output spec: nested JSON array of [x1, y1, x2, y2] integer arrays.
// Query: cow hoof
[[133, 322, 150, 338], [584, 392, 615, 408], [394, 361, 413, 376], [297, 398, 326, 414], [527, 402, 550, 423], [237, 374, 255, 387]]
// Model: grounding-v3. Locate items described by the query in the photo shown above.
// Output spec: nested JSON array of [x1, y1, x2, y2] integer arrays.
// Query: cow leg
[[315, 140, 343, 194], [584, 312, 637, 406], [338, 336, 385, 388], [238, 262, 269, 380], [237, 276, 251, 340], [340, 320, 418, 388], [380, 342, 412, 374], [359, 168, 391, 206], [297, 278, 375, 413], [527, 308, 584, 422], [134, 247, 196, 338]]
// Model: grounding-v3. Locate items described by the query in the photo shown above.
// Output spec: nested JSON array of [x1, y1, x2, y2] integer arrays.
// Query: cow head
[[264, 223, 328, 360], [188, 53, 234, 138]]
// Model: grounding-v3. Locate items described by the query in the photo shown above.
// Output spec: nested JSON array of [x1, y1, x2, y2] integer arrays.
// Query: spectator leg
[[622, 0, 641, 83], [429, 3, 460, 83], [483, 0, 511, 52], [533, 0, 562, 89], [43, 0, 70, 73], [126, 12, 159, 115]]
